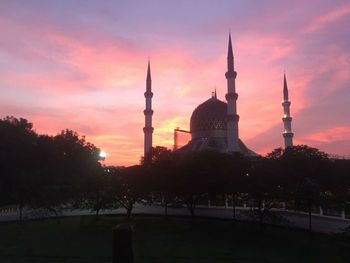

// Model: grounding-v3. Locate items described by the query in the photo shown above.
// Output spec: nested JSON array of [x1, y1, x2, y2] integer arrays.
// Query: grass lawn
[[0, 215, 349, 262]]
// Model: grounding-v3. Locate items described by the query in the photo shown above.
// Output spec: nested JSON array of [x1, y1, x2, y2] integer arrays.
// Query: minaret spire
[[146, 58, 151, 87], [227, 33, 234, 73], [283, 73, 288, 101], [282, 73, 294, 148], [225, 33, 240, 152], [144, 59, 154, 164]]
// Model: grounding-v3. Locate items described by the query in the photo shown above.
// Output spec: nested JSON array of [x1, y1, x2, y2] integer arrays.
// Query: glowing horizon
[[0, 1, 349, 166]]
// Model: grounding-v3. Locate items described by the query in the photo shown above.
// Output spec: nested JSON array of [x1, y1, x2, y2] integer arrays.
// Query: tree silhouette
[[0, 116, 37, 220], [267, 145, 332, 231], [0, 117, 103, 220]]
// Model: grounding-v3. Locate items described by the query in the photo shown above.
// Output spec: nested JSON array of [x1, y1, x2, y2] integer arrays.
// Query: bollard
[[319, 206, 323, 216], [341, 209, 346, 220], [113, 223, 134, 263]]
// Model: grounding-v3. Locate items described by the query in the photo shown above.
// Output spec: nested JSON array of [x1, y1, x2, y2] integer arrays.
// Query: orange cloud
[[1, 1, 349, 166]]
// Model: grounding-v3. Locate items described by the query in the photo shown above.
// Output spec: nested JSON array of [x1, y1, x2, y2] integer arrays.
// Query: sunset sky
[[0, 0, 349, 166]]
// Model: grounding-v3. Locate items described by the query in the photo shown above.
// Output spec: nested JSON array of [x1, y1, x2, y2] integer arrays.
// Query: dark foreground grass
[[0, 215, 349, 262]]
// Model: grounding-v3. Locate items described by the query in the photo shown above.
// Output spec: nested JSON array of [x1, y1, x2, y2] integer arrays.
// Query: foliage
[[1, 116, 350, 227], [0, 116, 103, 220], [110, 165, 146, 219]]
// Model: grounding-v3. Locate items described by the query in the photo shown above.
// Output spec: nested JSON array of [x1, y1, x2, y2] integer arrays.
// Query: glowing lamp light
[[99, 150, 107, 160]]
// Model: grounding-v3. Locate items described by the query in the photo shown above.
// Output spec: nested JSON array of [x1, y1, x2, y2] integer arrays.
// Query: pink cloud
[[1, 1, 349, 166], [304, 4, 350, 33], [303, 126, 350, 144]]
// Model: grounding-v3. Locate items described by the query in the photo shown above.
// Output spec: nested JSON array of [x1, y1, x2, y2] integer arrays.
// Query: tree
[[151, 146, 173, 164], [0, 117, 104, 220], [247, 156, 283, 227], [173, 151, 236, 218], [140, 146, 173, 166], [0, 116, 37, 220], [79, 168, 116, 219], [52, 129, 102, 206], [147, 146, 177, 219], [220, 152, 251, 220], [296, 178, 320, 231], [28, 135, 66, 217], [267, 145, 332, 231], [111, 165, 145, 219], [319, 158, 350, 227]]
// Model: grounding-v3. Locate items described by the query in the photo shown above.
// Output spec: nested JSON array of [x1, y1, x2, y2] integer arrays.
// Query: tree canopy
[[1, 116, 349, 228]]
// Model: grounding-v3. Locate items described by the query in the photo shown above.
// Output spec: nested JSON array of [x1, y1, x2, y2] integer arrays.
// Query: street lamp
[[99, 150, 107, 161]]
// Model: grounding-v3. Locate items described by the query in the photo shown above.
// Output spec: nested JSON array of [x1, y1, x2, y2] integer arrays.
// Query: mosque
[[143, 34, 294, 163]]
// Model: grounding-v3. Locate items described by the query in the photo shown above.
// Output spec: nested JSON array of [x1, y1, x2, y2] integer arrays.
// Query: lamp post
[[99, 150, 107, 161]]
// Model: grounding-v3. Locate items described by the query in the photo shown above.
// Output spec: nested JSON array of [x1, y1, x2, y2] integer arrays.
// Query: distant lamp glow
[[99, 150, 107, 160]]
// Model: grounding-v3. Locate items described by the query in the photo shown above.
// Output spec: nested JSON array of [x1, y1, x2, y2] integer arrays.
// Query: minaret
[[143, 59, 154, 164], [282, 73, 294, 148], [225, 33, 240, 152]]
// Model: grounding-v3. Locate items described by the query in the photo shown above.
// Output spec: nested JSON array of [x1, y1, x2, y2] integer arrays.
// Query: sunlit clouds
[[0, 0, 349, 165], [304, 4, 350, 33]]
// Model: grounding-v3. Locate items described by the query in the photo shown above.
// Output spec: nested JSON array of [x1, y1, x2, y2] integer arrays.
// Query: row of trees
[[1, 116, 350, 231], [0, 116, 103, 219], [139, 145, 350, 229]]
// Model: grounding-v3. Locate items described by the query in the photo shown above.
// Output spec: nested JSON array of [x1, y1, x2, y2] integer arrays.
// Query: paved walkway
[[1, 204, 349, 234]]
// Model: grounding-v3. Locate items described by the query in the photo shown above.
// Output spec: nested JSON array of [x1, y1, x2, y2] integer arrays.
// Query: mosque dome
[[173, 34, 258, 156], [181, 94, 257, 156], [190, 96, 227, 140]]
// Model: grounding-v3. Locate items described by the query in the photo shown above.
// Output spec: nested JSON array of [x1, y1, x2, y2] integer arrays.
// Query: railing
[[0, 254, 111, 263], [1, 201, 349, 222], [0, 254, 271, 263]]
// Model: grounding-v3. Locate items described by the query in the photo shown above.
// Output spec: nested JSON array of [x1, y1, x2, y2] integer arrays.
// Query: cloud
[[303, 126, 350, 144], [304, 4, 350, 33], [0, 0, 349, 165]]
